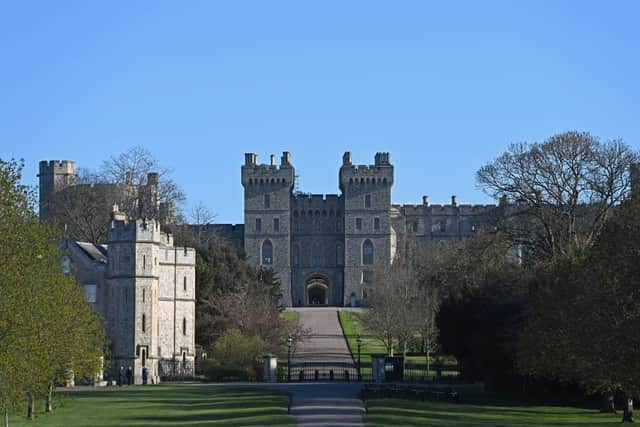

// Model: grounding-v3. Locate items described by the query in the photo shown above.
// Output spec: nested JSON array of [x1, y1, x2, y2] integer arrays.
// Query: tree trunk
[[622, 397, 634, 423], [46, 382, 54, 413], [4, 407, 9, 427], [27, 395, 34, 420]]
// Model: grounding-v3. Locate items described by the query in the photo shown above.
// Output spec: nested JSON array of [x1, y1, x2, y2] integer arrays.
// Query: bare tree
[[477, 131, 638, 259], [360, 257, 419, 357], [98, 146, 186, 209]]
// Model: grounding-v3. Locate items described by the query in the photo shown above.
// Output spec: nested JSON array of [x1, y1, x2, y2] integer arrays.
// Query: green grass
[[364, 398, 621, 426], [280, 310, 298, 326], [339, 310, 387, 365], [9, 385, 295, 427]]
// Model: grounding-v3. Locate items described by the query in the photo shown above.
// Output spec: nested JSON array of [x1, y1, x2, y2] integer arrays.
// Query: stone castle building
[[60, 208, 196, 384], [213, 151, 502, 307], [38, 160, 174, 226]]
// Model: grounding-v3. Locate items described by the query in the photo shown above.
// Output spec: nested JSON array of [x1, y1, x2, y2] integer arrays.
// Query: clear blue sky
[[1, 1, 639, 224]]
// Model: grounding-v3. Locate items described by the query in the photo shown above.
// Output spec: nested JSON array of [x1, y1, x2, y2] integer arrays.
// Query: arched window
[[182, 318, 187, 335], [362, 239, 374, 265], [262, 240, 273, 265]]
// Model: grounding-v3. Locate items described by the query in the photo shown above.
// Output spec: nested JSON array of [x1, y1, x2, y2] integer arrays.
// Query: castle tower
[[38, 160, 77, 220], [242, 152, 295, 306], [339, 152, 394, 306]]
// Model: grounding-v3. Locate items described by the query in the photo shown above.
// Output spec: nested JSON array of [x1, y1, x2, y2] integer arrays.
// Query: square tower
[[339, 152, 394, 306], [241, 152, 295, 306]]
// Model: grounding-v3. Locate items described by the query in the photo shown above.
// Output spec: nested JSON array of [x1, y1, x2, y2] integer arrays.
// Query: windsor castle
[[39, 152, 504, 317]]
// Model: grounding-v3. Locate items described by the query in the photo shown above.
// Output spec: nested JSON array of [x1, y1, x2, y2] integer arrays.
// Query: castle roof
[[74, 241, 108, 264]]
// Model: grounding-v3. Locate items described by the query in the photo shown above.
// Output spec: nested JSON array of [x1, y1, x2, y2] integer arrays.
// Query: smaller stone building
[[63, 208, 196, 384]]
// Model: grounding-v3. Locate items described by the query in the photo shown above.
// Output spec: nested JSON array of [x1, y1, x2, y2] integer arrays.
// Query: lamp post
[[356, 335, 362, 381], [287, 336, 293, 382]]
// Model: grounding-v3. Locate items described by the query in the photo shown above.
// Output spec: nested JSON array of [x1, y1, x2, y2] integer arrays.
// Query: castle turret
[[339, 152, 393, 306], [38, 160, 77, 220], [242, 152, 295, 306]]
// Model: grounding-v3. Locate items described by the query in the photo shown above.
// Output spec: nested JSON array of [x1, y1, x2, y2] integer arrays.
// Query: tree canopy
[[0, 158, 105, 425]]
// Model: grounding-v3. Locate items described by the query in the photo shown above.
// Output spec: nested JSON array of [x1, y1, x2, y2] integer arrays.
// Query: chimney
[[451, 195, 457, 206], [342, 152, 352, 166], [245, 153, 258, 166], [281, 151, 292, 166], [147, 172, 159, 185], [270, 154, 276, 166], [422, 195, 429, 206]]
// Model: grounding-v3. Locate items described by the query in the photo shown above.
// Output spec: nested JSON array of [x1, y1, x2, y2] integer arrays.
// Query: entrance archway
[[306, 275, 329, 305]]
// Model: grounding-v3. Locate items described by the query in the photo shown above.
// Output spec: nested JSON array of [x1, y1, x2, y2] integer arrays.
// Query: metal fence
[[277, 360, 459, 383], [158, 359, 195, 381]]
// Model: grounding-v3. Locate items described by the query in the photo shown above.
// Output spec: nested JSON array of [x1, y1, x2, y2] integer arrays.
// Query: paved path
[[285, 307, 365, 427], [291, 307, 355, 364]]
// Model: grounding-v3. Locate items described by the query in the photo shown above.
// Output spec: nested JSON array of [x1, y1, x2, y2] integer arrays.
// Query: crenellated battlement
[[38, 160, 77, 176], [339, 152, 394, 190], [107, 217, 163, 243], [241, 151, 295, 187]]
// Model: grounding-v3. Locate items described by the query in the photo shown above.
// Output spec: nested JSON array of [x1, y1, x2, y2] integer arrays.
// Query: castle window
[[142, 288, 146, 303], [362, 239, 374, 265], [182, 318, 187, 335], [312, 242, 322, 266], [365, 194, 371, 208], [374, 217, 380, 230], [356, 218, 362, 231], [61, 255, 71, 274], [83, 283, 97, 303], [143, 255, 146, 269], [336, 220, 342, 232], [440, 221, 446, 232], [183, 276, 187, 291], [262, 240, 273, 265], [362, 270, 373, 284], [313, 219, 321, 233], [142, 314, 146, 332], [264, 194, 270, 208], [412, 222, 418, 232], [274, 218, 280, 232], [471, 224, 477, 232], [336, 244, 344, 266], [255, 218, 262, 232]]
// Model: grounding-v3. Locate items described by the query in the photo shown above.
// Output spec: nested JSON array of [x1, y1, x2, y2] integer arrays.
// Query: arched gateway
[[306, 274, 329, 305]]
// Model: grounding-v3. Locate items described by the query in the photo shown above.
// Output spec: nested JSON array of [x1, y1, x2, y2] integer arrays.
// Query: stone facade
[[62, 210, 196, 384], [237, 151, 503, 307]]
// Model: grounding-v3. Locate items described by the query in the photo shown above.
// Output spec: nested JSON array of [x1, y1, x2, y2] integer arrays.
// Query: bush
[[204, 329, 266, 381]]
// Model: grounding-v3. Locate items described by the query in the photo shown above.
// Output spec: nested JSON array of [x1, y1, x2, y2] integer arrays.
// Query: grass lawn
[[364, 398, 620, 426], [9, 385, 295, 427], [339, 311, 458, 378], [339, 310, 387, 365]]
